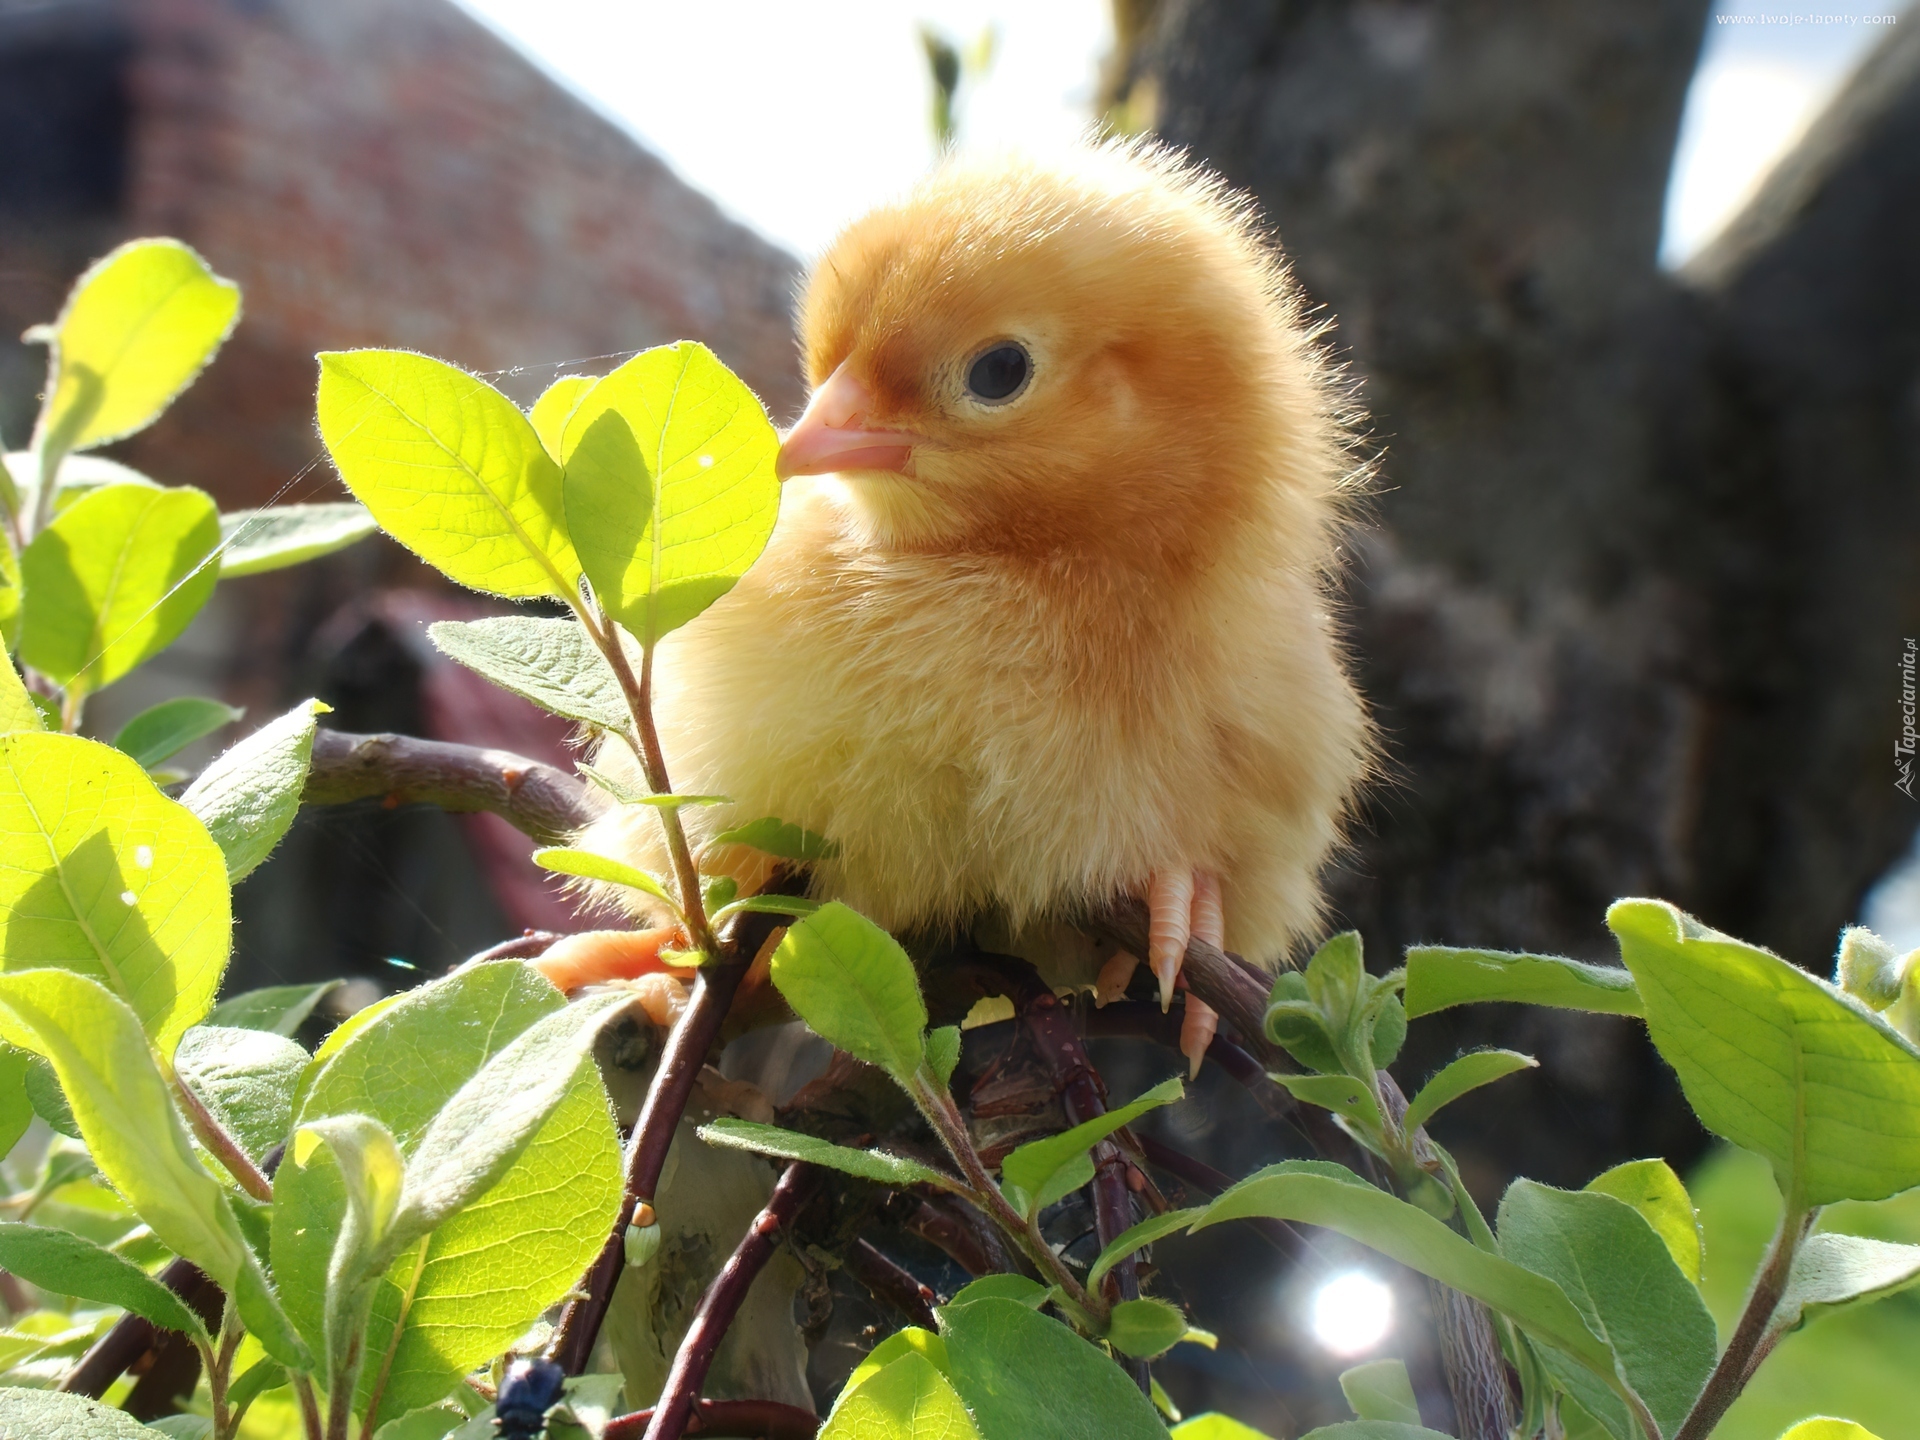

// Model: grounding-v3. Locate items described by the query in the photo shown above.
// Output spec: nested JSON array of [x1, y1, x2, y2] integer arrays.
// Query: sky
[[454, 0, 1907, 268]]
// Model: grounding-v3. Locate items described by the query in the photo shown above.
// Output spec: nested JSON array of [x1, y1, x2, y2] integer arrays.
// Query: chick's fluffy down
[[583, 140, 1370, 968]]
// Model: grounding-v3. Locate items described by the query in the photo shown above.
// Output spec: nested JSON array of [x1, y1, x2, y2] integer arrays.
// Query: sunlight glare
[[1308, 1270, 1394, 1356]]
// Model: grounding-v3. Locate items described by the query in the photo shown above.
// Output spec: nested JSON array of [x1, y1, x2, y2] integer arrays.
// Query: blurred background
[[2, 0, 1917, 1433]]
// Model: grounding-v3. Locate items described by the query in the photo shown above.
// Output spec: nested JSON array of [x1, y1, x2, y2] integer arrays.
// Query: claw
[[1147, 870, 1195, 1012], [1180, 996, 1219, 1079], [1180, 871, 1225, 1076], [1094, 949, 1139, 1007]]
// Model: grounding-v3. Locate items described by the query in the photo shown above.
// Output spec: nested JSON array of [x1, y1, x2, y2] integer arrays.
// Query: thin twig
[[890, 1195, 1020, 1279], [1674, 1206, 1815, 1440], [302, 729, 598, 842], [605, 1399, 821, 1439], [843, 1238, 941, 1331], [173, 1076, 272, 1203], [644, 1162, 820, 1440], [550, 907, 792, 1374]]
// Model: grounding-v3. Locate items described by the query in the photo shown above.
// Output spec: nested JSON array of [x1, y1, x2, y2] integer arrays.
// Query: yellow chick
[[560, 140, 1370, 1071]]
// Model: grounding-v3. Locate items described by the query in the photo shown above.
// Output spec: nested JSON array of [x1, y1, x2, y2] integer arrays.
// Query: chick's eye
[[965, 343, 1031, 404]]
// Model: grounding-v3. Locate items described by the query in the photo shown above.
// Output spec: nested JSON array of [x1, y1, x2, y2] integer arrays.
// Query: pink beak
[[776, 362, 921, 480]]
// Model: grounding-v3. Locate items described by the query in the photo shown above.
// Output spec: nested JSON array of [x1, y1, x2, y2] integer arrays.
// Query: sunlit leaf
[[1402, 1050, 1537, 1134], [218, 503, 377, 578], [1001, 1076, 1183, 1220], [1584, 1159, 1702, 1285], [770, 902, 925, 1081], [0, 1386, 162, 1437], [175, 1024, 307, 1167], [532, 846, 679, 910], [937, 1296, 1168, 1440], [207, 980, 343, 1037], [0, 658, 39, 738], [698, 1117, 958, 1191], [821, 1350, 982, 1440], [558, 342, 781, 645], [428, 616, 630, 733], [20, 483, 220, 698], [0, 1222, 207, 1340], [28, 238, 239, 458], [181, 699, 327, 881], [1338, 1359, 1422, 1426], [711, 816, 840, 862], [1403, 946, 1642, 1020], [112, 696, 243, 770], [1106, 1297, 1192, 1359], [1772, 1232, 1920, 1331], [0, 731, 231, 1053], [316, 350, 579, 601], [528, 374, 595, 461]]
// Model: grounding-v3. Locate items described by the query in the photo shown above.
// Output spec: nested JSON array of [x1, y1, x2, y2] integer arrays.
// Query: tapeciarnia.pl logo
[[1900, 638, 1917, 799]]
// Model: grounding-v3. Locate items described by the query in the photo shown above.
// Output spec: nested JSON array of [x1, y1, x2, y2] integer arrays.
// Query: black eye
[[965, 342, 1031, 404]]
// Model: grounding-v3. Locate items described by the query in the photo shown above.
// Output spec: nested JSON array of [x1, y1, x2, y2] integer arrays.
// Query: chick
[[557, 140, 1370, 1072]]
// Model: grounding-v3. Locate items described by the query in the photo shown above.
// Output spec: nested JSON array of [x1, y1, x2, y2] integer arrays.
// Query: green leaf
[[770, 902, 926, 1080], [0, 731, 232, 1054], [181, 699, 327, 882], [1297, 1426, 1454, 1440], [427, 617, 630, 733], [1170, 1418, 1276, 1440], [531, 846, 679, 910], [839, 1326, 952, 1403], [821, 1350, 982, 1440], [175, 1025, 307, 1166], [217, 503, 377, 578], [0, 1045, 31, 1158], [1193, 1162, 1615, 1377], [926, 1025, 962, 1088], [937, 1296, 1169, 1440], [578, 762, 724, 808], [28, 238, 239, 458], [275, 961, 621, 1424], [1088, 1209, 1205, 1292], [227, 1355, 288, 1417], [112, 697, 244, 770], [1403, 946, 1642, 1020], [316, 350, 579, 601], [296, 1112, 407, 1389], [0, 1221, 207, 1340], [0, 971, 248, 1288], [20, 483, 221, 698], [1338, 1359, 1421, 1425], [950, 1274, 1048, 1308], [0, 1385, 162, 1438], [1777, 1422, 1884, 1440], [1772, 1232, 1920, 1331], [712, 815, 841, 863], [529, 375, 594, 460], [1584, 1159, 1702, 1285], [0, 535, 18, 656], [558, 342, 781, 645], [1271, 1074, 1383, 1131], [1496, 1179, 1717, 1440], [697, 1117, 957, 1191], [1608, 898, 1920, 1207], [1107, 1297, 1191, 1359], [372, 1402, 467, 1440], [0, 656, 41, 736], [393, 989, 633, 1237], [1002, 1076, 1184, 1220], [1262, 975, 1339, 1074], [710, 894, 822, 926], [25, 1055, 78, 1137], [207, 980, 343, 1037], [1402, 1050, 1537, 1135]]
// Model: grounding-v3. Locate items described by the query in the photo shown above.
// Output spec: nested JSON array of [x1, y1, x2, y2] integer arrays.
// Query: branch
[[889, 1195, 1021, 1280], [605, 1400, 820, 1440], [61, 1258, 221, 1403], [550, 904, 794, 1374], [302, 729, 598, 842], [843, 1238, 941, 1331], [1674, 1206, 1815, 1440], [643, 1162, 820, 1440]]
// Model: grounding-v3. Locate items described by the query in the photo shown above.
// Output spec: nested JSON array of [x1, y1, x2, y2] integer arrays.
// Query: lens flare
[[1308, 1270, 1394, 1356]]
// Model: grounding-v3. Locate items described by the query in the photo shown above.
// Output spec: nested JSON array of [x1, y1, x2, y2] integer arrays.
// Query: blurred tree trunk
[[1120, 1, 1920, 1189]]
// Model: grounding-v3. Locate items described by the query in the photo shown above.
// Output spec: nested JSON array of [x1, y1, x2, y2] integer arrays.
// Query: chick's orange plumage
[[571, 141, 1370, 1059]]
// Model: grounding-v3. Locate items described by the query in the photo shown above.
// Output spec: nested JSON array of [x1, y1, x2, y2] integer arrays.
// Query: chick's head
[[782, 140, 1350, 572]]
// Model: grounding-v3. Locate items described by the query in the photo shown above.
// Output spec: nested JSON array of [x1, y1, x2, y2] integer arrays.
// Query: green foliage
[[712, 815, 842, 862], [1496, 1180, 1717, 1440], [1403, 946, 1643, 1019], [20, 483, 221, 699], [532, 845, 679, 911], [770, 901, 928, 1081], [1402, 1049, 1537, 1134], [1609, 898, 1920, 1208], [1338, 1360, 1422, 1426], [174, 1024, 306, 1167], [26, 239, 239, 462], [181, 699, 327, 882], [1104, 1298, 1194, 1360], [822, 1350, 981, 1440], [1000, 1075, 1183, 1219], [216, 503, 378, 578], [0, 732, 231, 1053], [0, 1222, 207, 1340], [697, 1117, 958, 1191], [112, 696, 244, 770], [938, 1297, 1169, 1440], [428, 616, 631, 733], [1584, 1159, 1703, 1285], [0, 1386, 161, 1438], [206, 979, 343, 1037], [554, 342, 781, 646]]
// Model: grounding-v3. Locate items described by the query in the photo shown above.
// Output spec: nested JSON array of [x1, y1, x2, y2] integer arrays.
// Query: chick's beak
[[776, 361, 921, 480]]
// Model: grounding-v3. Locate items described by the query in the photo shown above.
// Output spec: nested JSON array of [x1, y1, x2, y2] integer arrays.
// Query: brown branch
[[302, 729, 598, 842], [644, 1162, 820, 1440], [889, 1195, 1021, 1279], [843, 1239, 941, 1331], [550, 905, 792, 1374], [62, 1259, 221, 1403], [605, 1400, 821, 1440]]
